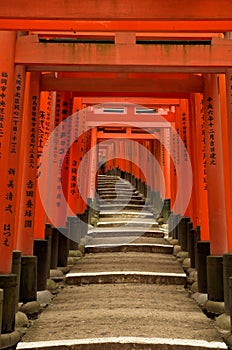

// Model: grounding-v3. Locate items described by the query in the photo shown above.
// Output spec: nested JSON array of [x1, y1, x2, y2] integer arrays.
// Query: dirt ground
[[68, 252, 184, 274], [21, 283, 223, 343]]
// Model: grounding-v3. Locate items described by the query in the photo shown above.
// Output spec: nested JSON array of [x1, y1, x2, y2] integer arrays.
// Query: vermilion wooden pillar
[[193, 93, 209, 240], [0, 32, 16, 273], [53, 92, 72, 227], [224, 69, 232, 252], [88, 127, 98, 199], [170, 122, 178, 214], [67, 97, 82, 215], [173, 105, 182, 215], [203, 74, 227, 255], [45, 91, 60, 226], [2, 64, 26, 261], [34, 91, 53, 239], [16, 72, 41, 255], [187, 96, 198, 227], [77, 107, 88, 214], [178, 99, 193, 219], [163, 128, 171, 200]]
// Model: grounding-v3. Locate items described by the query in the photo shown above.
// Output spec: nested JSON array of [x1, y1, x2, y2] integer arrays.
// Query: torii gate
[[1, 1, 232, 346]]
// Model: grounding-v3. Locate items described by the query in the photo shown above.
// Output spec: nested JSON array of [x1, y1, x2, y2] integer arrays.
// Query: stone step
[[97, 186, 136, 190], [99, 193, 144, 202], [99, 201, 146, 207], [89, 228, 164, 238], [98, 189, 137, 193], [85, 243, 173, 254], [17, 337, 228, 350], [99, 204, 150, 211], [97, 181, 132, 185], [99, 210, 154, 219], [66, 270, 186, 286], [97, 186, 134, 191], [96, 221, 158, 228], [98, 193, 142, 198]]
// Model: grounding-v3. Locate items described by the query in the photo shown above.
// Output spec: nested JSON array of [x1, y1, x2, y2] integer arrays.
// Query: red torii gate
[[0, 2, 232, 346]]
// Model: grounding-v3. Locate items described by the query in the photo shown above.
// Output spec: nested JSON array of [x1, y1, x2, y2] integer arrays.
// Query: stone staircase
[[88, 175, 165, 241], [17, 175, 227, 350]]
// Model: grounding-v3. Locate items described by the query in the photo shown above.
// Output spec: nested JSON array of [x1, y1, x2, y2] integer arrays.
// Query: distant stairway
[[87, 174, 165, 245]]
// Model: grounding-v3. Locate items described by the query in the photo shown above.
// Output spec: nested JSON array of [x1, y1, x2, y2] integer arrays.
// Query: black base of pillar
[[162, 198, 171, 223], [67, 216, 79, 248], [0, 288, 3, 334], [11, 251, 21, 312], [33, 239, 49, 291], [188, 227, 200, 269], [50, 228, 59, 269], [223, 253, 232, 315], [179, 217, 190, 252], [19, 256, 37, 304], [207, 255, 224, 302], [58, 228, 69, 267], [0, 274, 17, 333], [45, 225, 52, 278], [196, 241, 210, 294]]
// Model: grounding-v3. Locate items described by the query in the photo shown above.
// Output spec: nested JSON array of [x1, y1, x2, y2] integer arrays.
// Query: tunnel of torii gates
[[2, 0, 232, 339]]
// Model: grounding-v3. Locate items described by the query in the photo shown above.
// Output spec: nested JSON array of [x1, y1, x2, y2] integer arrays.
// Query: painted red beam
[[82, 97, 180, 105], [97, 132, 159, 140], [15, 35, 232, 73], [40, 76, 203, 93], [86, 114, 175, 126], [0, 19, 231, 32], [1, 0, 232, 20], [73, 92, 190, 98]]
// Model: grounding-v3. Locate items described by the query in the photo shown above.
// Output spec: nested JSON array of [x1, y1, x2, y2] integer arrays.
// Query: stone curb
[[65, 271, 186, 286], [16, 336, 227, 350]]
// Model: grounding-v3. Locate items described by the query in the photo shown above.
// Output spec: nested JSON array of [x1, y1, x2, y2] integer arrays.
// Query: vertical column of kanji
[[67, 97, 82, 216], [1, 65, 26, 312], [16, 72, 40, 303], [163, 128, 171, 200], [203, 74, 227, 255], [76, 108, 84, 215], [34, 91, 53, 239], [88, 127, 97, 199], [16, 72, 40, 254], [1, 65, 25, 274], [203, 74, 228, 303], [0, 32, 16, 275], [178, 100, 192, 219], [192, 93, 209, 239], [188, 96, 198, 227], [173, 105, 182, 215], [33, 91, 54, 292], [169, 121, 177, 215], [78, 107, 88, 214], [63, 92, 73, 205], [46, 92, 60, 226], [54, 92, 71, 228]]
